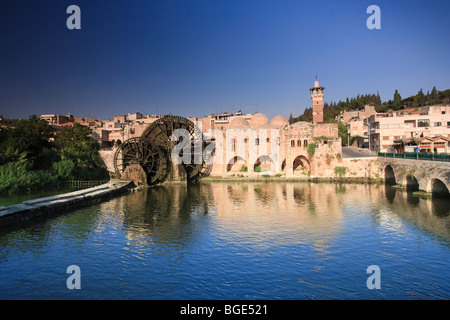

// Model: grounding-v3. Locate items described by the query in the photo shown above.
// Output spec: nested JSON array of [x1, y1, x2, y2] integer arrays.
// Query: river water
[[0, 182, 449, 300]]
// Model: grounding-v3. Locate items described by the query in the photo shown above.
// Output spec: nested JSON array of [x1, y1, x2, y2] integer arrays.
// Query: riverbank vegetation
[[0, 116, 108, 195]]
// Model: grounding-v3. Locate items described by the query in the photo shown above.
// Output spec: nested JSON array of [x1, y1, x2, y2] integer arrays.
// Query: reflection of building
[[368, 105, 450, 152]]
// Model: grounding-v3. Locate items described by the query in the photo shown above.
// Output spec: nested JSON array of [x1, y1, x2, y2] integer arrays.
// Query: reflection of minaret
[[310, 77, 325, 124]]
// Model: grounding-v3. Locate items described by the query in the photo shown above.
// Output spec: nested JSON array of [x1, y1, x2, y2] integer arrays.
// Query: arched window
[[256, 138, 260, 146], [291, 140, 295, 147], [297, 140, 301, 147]]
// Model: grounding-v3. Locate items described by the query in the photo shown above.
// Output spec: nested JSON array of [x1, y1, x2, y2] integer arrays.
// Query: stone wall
[[313, 123, 338, 138], [99, 149, 115, 173]]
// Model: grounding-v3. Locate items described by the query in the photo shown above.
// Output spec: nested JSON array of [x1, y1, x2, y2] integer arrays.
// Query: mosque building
[[198, 79, 343, 177]]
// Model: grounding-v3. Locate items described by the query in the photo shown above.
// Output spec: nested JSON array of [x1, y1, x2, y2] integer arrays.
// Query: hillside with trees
[[290, 87, 450, 124]]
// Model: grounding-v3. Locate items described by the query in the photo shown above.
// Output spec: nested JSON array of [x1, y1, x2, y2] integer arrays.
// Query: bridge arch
[[427, 178, 449, 196], [384, 165, 396, 185], [404, 174, 419, 191]]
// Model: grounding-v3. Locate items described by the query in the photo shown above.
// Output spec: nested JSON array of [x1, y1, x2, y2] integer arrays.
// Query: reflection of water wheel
[[140, 115, 206, 182], [113, 137, 171, 185]]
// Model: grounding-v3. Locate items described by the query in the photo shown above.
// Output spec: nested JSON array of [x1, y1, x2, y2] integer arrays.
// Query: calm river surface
[[0, 182, 449, 300]]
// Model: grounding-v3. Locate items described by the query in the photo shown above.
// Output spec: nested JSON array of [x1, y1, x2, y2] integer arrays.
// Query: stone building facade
[[205, 113, 342, 178]]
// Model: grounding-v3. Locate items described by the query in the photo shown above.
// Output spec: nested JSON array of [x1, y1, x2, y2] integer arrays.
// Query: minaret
[[310, 78, 325, 124]]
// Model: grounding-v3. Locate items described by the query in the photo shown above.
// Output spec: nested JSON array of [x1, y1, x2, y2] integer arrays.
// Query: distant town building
[[40, 113, 74, 126], [393, 136, 450, 154], [368, 104, 450, 152], [337, 104, 376, 124], [94, 113, 162, 148]]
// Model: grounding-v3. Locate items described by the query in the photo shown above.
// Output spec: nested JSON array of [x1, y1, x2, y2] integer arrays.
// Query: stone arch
[[281, 159, 286, 171], [227, 156, 246, 172], [384, 165, 396, 185], [427, 178, 449, 196], [254, 155, 275, 173], [404, 174, 419, 191], [293, 155, 311, 175]]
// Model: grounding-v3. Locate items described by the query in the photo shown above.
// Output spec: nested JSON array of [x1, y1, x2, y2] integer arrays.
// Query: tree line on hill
[[290, 87, 450, 124], [0, 116, 109, 195]]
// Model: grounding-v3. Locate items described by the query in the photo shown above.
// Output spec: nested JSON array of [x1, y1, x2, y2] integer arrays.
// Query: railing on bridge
[[378, 152, 450, 162]]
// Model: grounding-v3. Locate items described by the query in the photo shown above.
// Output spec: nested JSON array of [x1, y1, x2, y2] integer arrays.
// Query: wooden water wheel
[[113, 115, 211, 186], [140, 115, 206, 182], [113, 137, 170, 185]]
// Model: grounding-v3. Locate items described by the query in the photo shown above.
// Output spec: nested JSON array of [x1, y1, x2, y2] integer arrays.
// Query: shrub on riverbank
[[0, 161, 58, 194], [0, 117, 109, 195]]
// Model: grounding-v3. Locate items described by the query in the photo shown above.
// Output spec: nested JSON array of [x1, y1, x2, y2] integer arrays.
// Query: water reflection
[[380, 185, 450, 239], [1, 182, 449, 258], [0, 181, 449, 299]]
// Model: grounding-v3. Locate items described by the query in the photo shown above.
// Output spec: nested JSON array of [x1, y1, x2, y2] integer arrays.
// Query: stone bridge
[[377, 158, 450, 195]]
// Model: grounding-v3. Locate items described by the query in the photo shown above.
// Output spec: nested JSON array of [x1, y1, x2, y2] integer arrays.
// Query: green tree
[[338, 122, 348, 146], [414, 88, 426, 107], [393, 89, 402, 107], [0, 115, 54, 168], [55, 123, 108, 180], [430, 86, 438, 105]]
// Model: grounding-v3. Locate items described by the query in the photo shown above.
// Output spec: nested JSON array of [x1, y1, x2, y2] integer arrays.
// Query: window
[[304, 140, 308, 146], [231, 139, 236, 151], [383, 136, 390, 141], [418, 119, 430, 127], [297, 140, 301, 147], [434, 122, 442, 127], [291, 140, 295, 147], [256, 138, 259, 146], [447, 122, 450, 128]]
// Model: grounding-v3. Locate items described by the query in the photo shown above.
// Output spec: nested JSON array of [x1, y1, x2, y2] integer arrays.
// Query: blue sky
[[0, 0, 449, 121]]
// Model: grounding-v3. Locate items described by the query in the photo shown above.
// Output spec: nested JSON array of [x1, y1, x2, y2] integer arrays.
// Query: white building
[[368, 104, 450, 152]]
